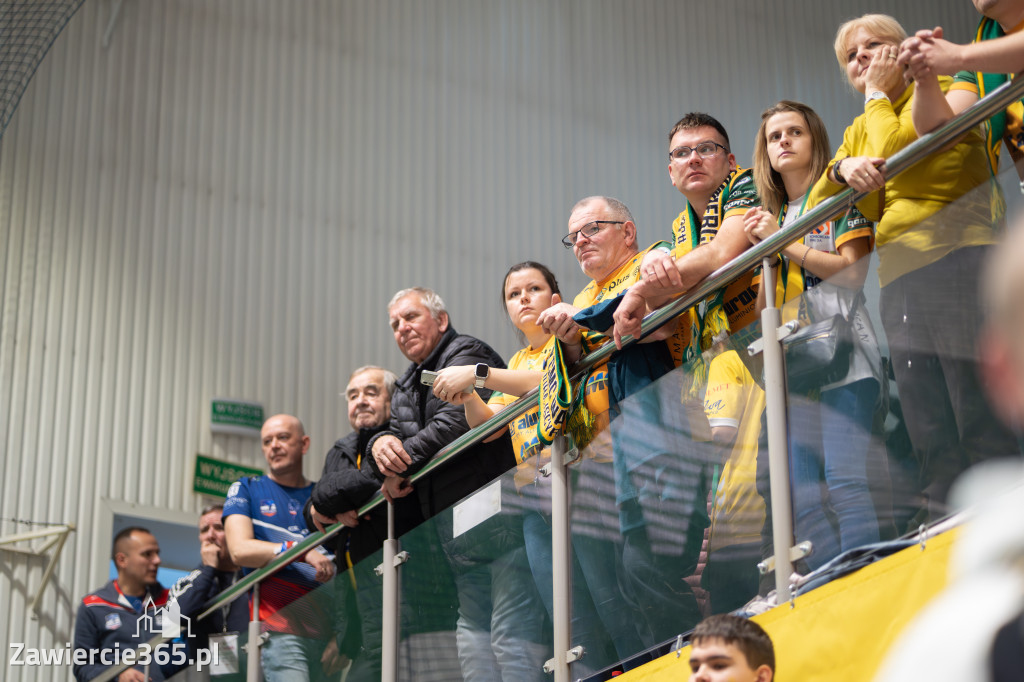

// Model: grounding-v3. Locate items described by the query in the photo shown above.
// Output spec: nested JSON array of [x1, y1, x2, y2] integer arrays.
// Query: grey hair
[[388, 287, 449, 322], [569, 195, 635, 224], [348, 365, 399, 398]]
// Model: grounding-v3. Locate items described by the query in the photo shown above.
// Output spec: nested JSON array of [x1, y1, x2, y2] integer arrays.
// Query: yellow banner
[[619, 529, 955, 682]]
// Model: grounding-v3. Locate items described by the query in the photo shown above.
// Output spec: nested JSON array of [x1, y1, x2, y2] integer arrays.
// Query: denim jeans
[[789, 378, 881, 571], [260, 631, 335, 682], [451, 544, 549, 681], [522, 508, 648, 674]]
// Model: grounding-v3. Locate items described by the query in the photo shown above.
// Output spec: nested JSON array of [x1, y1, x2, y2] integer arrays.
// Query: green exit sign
[[210, 398, 264, 436], [193, 454, 264, 498]]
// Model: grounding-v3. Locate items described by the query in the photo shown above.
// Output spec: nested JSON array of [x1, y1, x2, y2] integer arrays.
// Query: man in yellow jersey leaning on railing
[[538, 195, 709, 647]]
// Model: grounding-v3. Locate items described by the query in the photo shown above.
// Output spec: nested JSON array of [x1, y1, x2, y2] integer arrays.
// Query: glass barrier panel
[[159, 528, 386, 680], [567, 323, 770, 675], [216, 546, 373, 682], [776, 160, 1024, 575], [163, 587, 253, 681], [164, 160, 1024, 682], [696, 327, 773, 615], [394, 461, 552, 681]]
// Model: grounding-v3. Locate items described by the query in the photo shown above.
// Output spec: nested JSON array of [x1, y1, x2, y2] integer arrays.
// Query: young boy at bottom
[[688, 613, 775, 682]]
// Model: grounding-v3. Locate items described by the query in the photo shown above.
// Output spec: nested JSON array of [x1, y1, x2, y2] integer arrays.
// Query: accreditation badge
[[208, 632, 240, 675]]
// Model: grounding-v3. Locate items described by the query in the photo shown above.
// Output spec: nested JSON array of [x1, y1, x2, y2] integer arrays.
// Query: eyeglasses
[[561, 220, 624, 248], [669, 141, 729, 162]]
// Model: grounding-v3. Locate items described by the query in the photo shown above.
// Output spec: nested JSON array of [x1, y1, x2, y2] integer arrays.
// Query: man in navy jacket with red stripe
[[73, 526, 172, 681]]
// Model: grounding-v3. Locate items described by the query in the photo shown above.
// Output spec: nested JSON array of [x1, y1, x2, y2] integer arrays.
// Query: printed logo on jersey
[[259, 500, 277, 517], [805, 221, 832, 252], [704, 399, 726, 414], [584, 369, 608, 397], [288, 499, 302, 516], [226, 481, 241, 498], [105, 613, 122, 630], [516, 411, 539, 431]]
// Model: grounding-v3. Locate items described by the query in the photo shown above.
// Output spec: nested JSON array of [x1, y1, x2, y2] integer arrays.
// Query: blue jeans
[[452, 544, 549, 681], [522, 508, 646, 674], [790, 378, 881, 570], [260, 631, 335, 682]]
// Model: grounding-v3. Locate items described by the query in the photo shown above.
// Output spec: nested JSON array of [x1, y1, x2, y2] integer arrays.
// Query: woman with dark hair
[[743, 100, 882, 569], [431, 261, 561, 466], [432, 260, 644, 674]]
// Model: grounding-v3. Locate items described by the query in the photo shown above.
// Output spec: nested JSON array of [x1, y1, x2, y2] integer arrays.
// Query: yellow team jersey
[[704, 350, 767, 552], [488, 342, 550, 490], [670, 166, 761, 346], [572, 244, 688, 420]]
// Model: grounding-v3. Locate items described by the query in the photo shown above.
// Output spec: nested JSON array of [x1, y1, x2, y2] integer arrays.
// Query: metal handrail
[[190, 73, 1024, 629]]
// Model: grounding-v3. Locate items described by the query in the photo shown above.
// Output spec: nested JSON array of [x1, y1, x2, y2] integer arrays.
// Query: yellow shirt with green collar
[[812, 76, 997, 288]]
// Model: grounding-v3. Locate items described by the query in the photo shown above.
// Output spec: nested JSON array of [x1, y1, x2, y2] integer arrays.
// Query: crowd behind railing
[[76, 8, 1024, 682]]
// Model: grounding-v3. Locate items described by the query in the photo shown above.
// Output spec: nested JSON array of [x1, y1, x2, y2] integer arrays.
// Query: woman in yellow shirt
[[431, 261, 645, 674], [812, 13, 1017, 513]]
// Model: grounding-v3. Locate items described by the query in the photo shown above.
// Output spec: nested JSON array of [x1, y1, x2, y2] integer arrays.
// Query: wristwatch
[[865, 90, 889, 105], [474, 363, 489, 388]]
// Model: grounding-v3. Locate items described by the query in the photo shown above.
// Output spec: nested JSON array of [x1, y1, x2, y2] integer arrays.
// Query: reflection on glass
[[704, 342, 768, 609], [404, 477, 550, 681]]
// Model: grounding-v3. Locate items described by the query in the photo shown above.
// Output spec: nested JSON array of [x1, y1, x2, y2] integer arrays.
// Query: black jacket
[[307, 423, 421, 565], [367, 326, 517, 518], [168, 565, 249, 680]]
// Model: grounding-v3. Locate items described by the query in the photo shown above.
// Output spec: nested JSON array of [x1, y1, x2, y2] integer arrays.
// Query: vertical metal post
[[247, 583, 262, 682], [550, 434, 571, 682], [381, 501, 400, 682], [760, 259, 795, 601]]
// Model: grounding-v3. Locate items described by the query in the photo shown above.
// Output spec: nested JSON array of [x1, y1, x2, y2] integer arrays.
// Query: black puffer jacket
[[313, 425, 390, 519], [307, 424, 422, 566], [367, 326, 517, 518]]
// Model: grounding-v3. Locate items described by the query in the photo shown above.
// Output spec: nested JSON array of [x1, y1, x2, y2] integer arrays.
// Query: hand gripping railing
[[94, 74, 1024, 682]]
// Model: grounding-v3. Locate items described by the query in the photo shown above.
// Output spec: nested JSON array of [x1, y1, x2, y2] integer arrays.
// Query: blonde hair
[[752, 101, 831, 216], [833, 13, 907, 76]]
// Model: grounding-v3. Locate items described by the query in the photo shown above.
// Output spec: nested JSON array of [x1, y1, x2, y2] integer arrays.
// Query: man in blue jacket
[[73, 527, 173, 681]]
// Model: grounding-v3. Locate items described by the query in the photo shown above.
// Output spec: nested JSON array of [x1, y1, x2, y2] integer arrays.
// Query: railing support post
[[760, 261, 795, 601], [247, 583, 262, 682], [381, 501, 400, 682], [550, 434, 572, 682]]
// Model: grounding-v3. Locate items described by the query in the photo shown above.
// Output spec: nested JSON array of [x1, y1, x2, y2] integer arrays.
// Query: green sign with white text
[[193, 454, 263, 498], [210, 398, 264, 436]]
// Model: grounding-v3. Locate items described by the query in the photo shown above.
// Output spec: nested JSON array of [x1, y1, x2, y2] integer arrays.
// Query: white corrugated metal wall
[[0, 0, 980, 678]]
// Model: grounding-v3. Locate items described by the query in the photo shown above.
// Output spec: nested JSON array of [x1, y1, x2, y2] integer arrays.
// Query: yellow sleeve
[[810, 115, 883, 223], [815, 118, 862, 201], [948, 80, 979, 94], [862, 95, 918, 160], [704, 351, 746, 428]]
